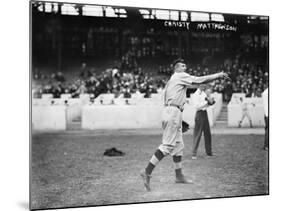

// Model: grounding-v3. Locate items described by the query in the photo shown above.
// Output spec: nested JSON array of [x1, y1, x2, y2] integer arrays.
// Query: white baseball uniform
[[159, 71, 220, 156]]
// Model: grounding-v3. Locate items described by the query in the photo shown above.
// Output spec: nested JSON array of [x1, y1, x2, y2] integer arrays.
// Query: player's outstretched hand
[[219, 72, 231, 80]]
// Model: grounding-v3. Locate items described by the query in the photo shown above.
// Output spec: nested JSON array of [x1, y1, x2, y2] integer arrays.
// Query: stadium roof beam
[[61, 4, 79, 16], [33, 2, 128, 18], [139, 9, 186, 21], [211, 14, 224, 22], [180, 11, 189, 21], [191, 12, 210, 22], [33, 2, 237, 24], [82, 5, 103, 17]]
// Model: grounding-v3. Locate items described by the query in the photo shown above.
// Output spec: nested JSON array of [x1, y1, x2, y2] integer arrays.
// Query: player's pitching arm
[[191, 72, 230, 84], [179, 71, 229, 87]]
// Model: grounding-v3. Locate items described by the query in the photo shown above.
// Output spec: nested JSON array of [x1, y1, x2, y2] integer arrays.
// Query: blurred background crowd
[[32, 52, 268, 102], [31, 2, 268, 102]]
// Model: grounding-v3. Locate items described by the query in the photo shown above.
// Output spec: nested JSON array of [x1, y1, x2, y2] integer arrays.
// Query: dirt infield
[[31, 131, 268, 210]]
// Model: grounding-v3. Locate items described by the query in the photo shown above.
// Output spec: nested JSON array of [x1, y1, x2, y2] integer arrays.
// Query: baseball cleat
[[175, 175, 193, 184], [140, 170, 152, 191]]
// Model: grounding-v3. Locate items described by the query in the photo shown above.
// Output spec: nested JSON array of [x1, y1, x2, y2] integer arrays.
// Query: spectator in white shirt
[[191, 84, 215, 159]]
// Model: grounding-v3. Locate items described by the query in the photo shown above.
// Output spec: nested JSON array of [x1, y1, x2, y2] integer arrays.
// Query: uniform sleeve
[[180, 72, 221, 85], [178, 73, 197, 85]]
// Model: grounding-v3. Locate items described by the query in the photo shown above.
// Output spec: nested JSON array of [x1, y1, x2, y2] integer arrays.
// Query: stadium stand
[[31, 2, 268, 130]]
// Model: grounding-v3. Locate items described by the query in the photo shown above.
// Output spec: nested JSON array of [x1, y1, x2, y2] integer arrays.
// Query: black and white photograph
[[30, 0, 269, 210]]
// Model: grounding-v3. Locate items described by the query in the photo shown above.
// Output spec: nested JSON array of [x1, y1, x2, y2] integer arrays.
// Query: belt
[[165, 103, 183, 112]]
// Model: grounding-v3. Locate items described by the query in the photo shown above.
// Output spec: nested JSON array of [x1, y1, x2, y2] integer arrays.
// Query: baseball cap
[[172, 58, 186, 67]]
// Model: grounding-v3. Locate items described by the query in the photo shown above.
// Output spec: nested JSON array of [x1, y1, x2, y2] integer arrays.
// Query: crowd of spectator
[[32, 62, 166, 100], [33, 53, 268, 103], [158, 55, 268, 102]]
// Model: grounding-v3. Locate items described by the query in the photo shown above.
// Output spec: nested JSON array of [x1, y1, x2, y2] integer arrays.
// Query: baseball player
[[238, 97, 253, 128], [140, 58, 229, 191]]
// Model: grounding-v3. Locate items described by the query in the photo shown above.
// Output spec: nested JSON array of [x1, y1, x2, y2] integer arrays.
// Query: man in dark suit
[[191, 84, 215, 159]]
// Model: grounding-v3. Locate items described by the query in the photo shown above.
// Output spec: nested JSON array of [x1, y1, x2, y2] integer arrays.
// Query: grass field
[[31, 130, 268, 210]]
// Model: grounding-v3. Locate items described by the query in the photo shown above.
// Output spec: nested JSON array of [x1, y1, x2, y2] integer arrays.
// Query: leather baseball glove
[[182, 121, 190, 133]]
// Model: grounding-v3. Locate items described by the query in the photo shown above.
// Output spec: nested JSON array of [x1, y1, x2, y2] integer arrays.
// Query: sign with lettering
[[164, 21, 190, 29], [163, 21, 238, 32], [196, 22, 237, 31]]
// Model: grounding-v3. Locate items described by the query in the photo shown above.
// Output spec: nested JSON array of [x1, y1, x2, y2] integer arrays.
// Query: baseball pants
[[159, 106, 184, 156]]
